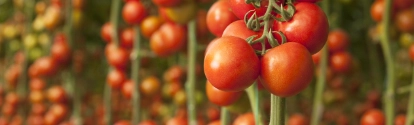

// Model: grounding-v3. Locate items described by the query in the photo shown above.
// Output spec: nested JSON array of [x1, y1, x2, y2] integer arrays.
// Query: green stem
[[185, 19, 197, 125], [220, 107, 230, 125], [131, 26, 142, 124], [103, 72, 112, 125], [311, 46, 328, 125], [406, 65, 414, 125], [380, 0, 395, 124], [246, 82, 263, 125], [270, 95, 285, 125]]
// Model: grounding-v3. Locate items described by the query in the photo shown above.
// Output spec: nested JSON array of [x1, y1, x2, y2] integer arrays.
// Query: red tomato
[[207, 0, 238, 37], [393, 0, 414, 11], [101, 23, 115, 42], [122, 1, 147, 25], [150, 23, 186, 57], [29, 90, 45, 103], [5, 92, 19, 106], [328, 29, 349, 52], [51, 34, 71, 64], [163, 65, 186, 82], [44, 112, 60, 125], [312, 50, 321, 65], [114, 120, 131, 125], [206, 81, 242, 106], [228, 0, 268, 20], [120, 28, 134, 49], [47, 86, 67, 103], [107, 69, 127, 89], [32, 57, 58, 77], [121, 80, 133, 99], [330, 51, 352, 74], [277, 2, 329, 54], [2, 103, 16, 116], [31, 103, 46, 115], [139, 120, 157, 125], [204, 36, 260, 91], [166, 117, 187, 125], [197, 10, 209, 38], [141, 16, 163, 38], [28, 115, 45, 125], [370, 0, 384, 22], [395, 9, 414, 33], [207, 120, 220, 125], [296, 0, 321, 2], [13, 51, 25, 64], [409, 44, 414, 62], [140, 76, 161, 97], [360, 109, 385, 125], [106, 46, 130, 70], [233, 112, 255, 125], [207, 107, 220, 121], [49, 104, 68, 120], [395, 114, 406, 125], [222, 20, 270, 51], [152, 0, 181, 7], [288, 113, 309, 125], [260, 42, 314, 97], [4, 65, 21, 87]]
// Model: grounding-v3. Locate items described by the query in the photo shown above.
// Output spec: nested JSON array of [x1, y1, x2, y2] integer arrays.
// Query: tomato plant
[[140, 76, 161, 97], [122, 1, 147, 25], [206, 81, 242, 106], [150, 22, 186, 57], [141, 16, 163, 38], [328, 29, 349, 53], [47, 86, 67, 103], [107, 69, 127, 89], [360, 109, 385, 125], [330, 51, 352, 74]]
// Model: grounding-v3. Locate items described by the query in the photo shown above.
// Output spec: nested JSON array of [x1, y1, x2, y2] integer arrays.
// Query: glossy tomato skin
[[207, 0, 238, 37], [222, 20, 270, 51], [288, 113, 309, 125], [330, 51, 352, 74], [106, 46, 130, 70], [261, 42, 314, 97], [122, 1, 147, 25], [277, 2, 328, 54], [152, 0, 181, 7], [233, 112, 255, 125], [327, 29, 349, 52], [107, 69, 127, 89], [121, 28, 134, 49], [204, 36, 260, 92], [141, 16, 163, 38], [150, 23, 186, 57], [206, 81, 242, 106], [360, 109, 385, 125], [228, 0, 268, 20], [371, 0, 384, 22], [395, 9, 414, 33]]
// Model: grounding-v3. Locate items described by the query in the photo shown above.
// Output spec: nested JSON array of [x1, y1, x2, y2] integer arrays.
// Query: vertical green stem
[[246, 82, 263, 125], [270, 95, 276, 124], [380, 0, 395, 124], [103, 75, 112, 125], [406, 65, 414, 125], [270, 95, 285, 125], [131, 26, 142, 124], [186, 19, 197, 125], [220, 107, 230, 125]]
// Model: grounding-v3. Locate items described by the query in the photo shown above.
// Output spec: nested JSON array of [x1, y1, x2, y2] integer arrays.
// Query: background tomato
[[122, 1, 147, 25], [152, 0, 182, 7], [330, 51, 352, 73], [140, 76, 161, 97], [395, 9, 414, 33], [328, 29, 349, 52], [106, 46, 129, 70], [360, 109, 385, 125], [207, 0, 238, 37], [288, 113, 309, 125], [120, 28, 134, 49], [141, 16, 163, 38], [150, 23, 186, 57], [164, 2, 197, 24], [370, 0, 384, 22], [107, 69, 127, 89], [233, 112, 256, 125], [47, 86, 67, 103]]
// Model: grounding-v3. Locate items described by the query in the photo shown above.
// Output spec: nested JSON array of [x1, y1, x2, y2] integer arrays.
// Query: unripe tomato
[[162, 81, 182, 98], [23, 34, 38, 49], [150, 23, 186, 57], [233, 112, 255, 125], [330, 51, 352, 74], [107, 69, 127, 89], [51, 34, 71, 64], [207, 0, 238, 37], [173, 90, 187, 106], [152, 0, 181, 7], [204, 36, 260, 92], [328, 29, 349, 52], [206, 81, 242, 106], [141, 16, 163, 38], [277, 2, 328, 54], [47, 86, 67, 103], [288, 113, 309, 125], [395, 9, 414, 33], [120, 28, 134, 49], [106, 46, 130, 70], [360, 109, 385, 125], [122, 1, 147, 25], [35, 1, 47, 15], [140, 76, 161, 97], [260, 42, 314, 97], [163, 2, 197, 24]]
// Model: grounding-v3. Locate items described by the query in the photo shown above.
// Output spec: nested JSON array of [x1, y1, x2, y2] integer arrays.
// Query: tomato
[[152, 0, 181, 7], [101, 23, 115, 42], [121, 80, 133, 99], [47, 86, 67, 103], [370, 0, 384, 22], [44, 5, 61, 30], [164, 2, 197, 24], [4, 65, 21, 87], [163, 65, 186, 82], [360, 109, 385, 125], [206, 81, 242, 106], [51, 34, 71, 64], [2, 103, 16, 116], [222, 20, 271, 51], [330, 51, 352, 74], [150, 23, 186, 57], [328, 29, 349, 52], [296, 0, 321, 2], [28, 115, 45, 125], [35, 1, 47, 15], [207, 107, 220, 121], [393, 0, 414, 11], [141, 16, 163, 38], [120, 28, 134, 49], [32, 57, 58, 77], [207, 0, 238, 37], [14, 51, 25, 64], [49, 104, 68, 120], [277, 2, 328, 54], [140, 76, 161, 97], [409, 44, 414, 62], [207, 120, 220, 125], [395, 114, 406, 125], [312, 50, 321, 65], [73, 0, 83, 9], [233, 112, 255, 125], [107, 69, 127, 89], [29, 78, 45, 91], [288, 113, 309, 125], [31, 103, 46, 115], [166, 117, 188, 125], [44, 112, 60, 125], [162, 81, 182, 98], [395, 9, 414, 33], [138, 120, 157, 125], [106, 46, 130, 70], [114, 120, 131, 125], [228, 0, 268, 20], [197, 10, 209, 38], [173, 90, 187, 106], [122, 1, 147, 25], [260, 42, 314, 97], [29, 91, 45, 103], [6, 92, 19, 106], [204, 36, 260, 91]]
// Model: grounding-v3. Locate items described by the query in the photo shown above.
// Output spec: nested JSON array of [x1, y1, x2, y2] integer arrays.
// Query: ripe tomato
[[296, 0, 321, 2], [101, 23, 115, 42], [222, 20, 270, 51], [206, 81, 242, 106], [51, 34, 71, 64], [166, 117, 188, 125], [207, 107, 220, 121], [2, 103, 16, 116], [328, 29, 349, 52], [120, 28, 134, 49], [370, 0, 384, 22], [207, 120, 220, 125], [233, 112, 255, 125], [228, 0, 268, 20], [107, 69, 127, 89], [139, 120, 157, 125], [114, 120, 131, 125], [395, 114, 406, 125], [49, 104, 68, 120], [163, 65, 186, 82], [409, 44, 414, 62], [5, 92, 19, 106], [277, 2, 328, 54], [47, 86, 67, 103], [288, 113, 309, 125], [152, 0, 181, 7], [162, 81, 182, 98], [141, 16, 163, 38], [204, 36, 260, 91], [32, 57, 58, 77], [150, 23, 186, 57], [44, 112, 61, 125], [122, 1, 147, 25], [4, 65, 21, 87], [260, 42, 314, 97], [395, 9, 414, 33], [73, 0, 83, 9], [13, 51, 25, 64], [106, 46, 130, 70], [330, 51, 352, 74], [121, 80, 133, 99], [28, 115, 45, 125], [140, 76, 161, 97], [360, 109, 385, 125], [312, 50, 321, 65], [29, 90, 45, 103], [207, 0, 238, 37], [31, 103, 47, 115], [197, 10, 209, 38], [163, 2, 197, 24], [393, 0, 414, 11], [35, 1, 47, 15]]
